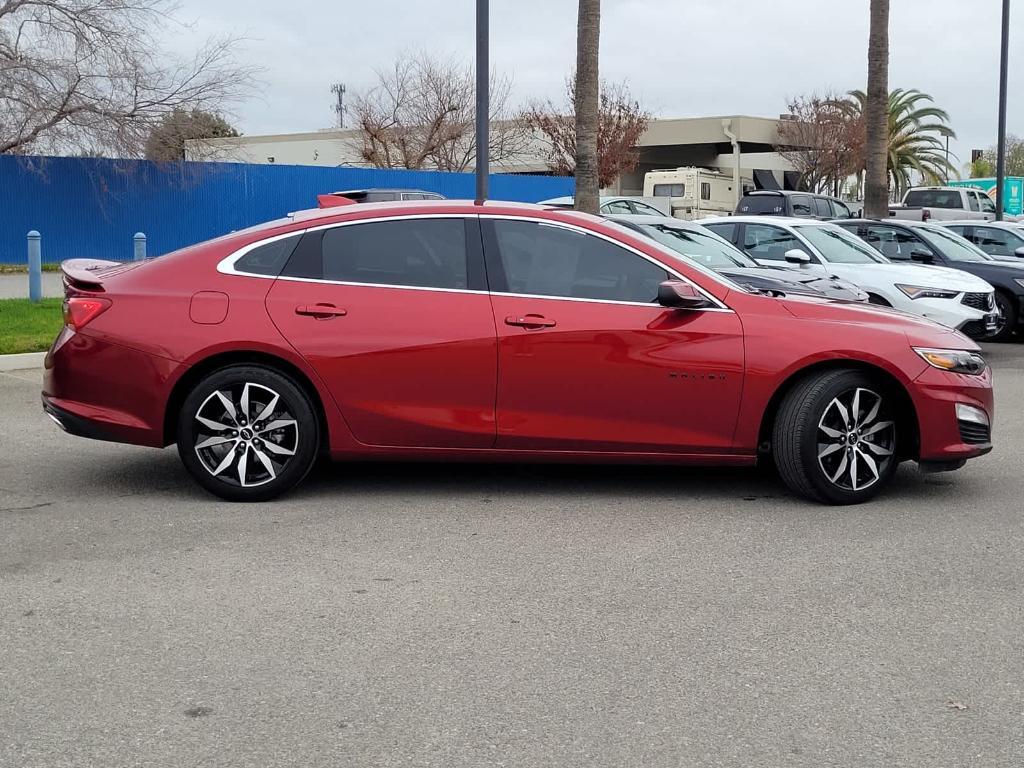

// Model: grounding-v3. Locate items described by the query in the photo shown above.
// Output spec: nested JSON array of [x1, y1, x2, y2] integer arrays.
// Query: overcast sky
[[171, 0, 1020, 173]]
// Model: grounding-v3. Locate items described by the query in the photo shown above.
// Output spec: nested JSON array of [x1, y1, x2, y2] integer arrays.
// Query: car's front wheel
[[772, 369, 899, 504], [990, 291, 1017, 342], [176, 365, 320, 501]]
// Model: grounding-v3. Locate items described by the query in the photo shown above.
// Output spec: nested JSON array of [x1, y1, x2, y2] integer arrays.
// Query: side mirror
[[784, 249, 811, 264], [1014, 246, 1024, 258], [910, 249, 934, 264], [657, 280, 711, 309]]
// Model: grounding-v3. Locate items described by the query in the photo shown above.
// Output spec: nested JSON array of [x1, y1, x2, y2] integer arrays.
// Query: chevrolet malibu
[[43, 200, 994, 504]]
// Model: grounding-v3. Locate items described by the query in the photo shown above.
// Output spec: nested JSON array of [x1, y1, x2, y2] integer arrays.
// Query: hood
[[857, 261, 994, 292], [779, 293, 980, 350]]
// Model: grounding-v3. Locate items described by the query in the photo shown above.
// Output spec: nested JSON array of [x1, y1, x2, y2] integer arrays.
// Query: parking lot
[[2, 345, 1023, 767]]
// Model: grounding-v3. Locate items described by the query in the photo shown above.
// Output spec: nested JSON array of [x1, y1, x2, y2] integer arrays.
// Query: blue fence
[[0, 156, 574, 264]]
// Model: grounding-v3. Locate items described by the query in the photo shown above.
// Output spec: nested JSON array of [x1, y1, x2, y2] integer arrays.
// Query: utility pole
[[475, 0, 489, 204], [331, 83, 347, 129], [995, 0, 1010, 221]]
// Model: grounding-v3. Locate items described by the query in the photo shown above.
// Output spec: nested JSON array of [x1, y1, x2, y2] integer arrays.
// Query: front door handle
[[296, 303, 347, 319], [505, 314, 556, 329]]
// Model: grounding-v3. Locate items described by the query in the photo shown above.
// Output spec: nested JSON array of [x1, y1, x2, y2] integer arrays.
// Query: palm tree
[[573, 0, 601, 214], [845, 88, 957, 199], [864, 0, 890, 218]]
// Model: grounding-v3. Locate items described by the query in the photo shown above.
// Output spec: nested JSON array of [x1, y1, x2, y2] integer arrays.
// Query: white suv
[[703, 217, 998, 338]]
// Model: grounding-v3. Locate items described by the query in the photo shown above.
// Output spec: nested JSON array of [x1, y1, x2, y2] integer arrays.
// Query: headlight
[[914, 347, 987, 375], [896, 284, 960, 300], [1014, 278, 1024, 290]]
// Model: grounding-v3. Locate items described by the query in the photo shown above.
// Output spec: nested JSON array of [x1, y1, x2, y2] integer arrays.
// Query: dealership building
[[188, 115, 806, 194]]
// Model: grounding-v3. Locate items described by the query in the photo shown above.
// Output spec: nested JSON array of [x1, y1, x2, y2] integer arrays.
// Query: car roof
[[938, 219, 1019, 227], [540, 195, 656, 205], [605, 214, 703, 228], [334, 188, 438, 194], [703, 215, 825, 226]]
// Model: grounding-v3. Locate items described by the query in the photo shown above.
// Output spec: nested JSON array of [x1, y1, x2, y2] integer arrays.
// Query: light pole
[[995, 0, 1010, 221], [475, 0, 489, 204]]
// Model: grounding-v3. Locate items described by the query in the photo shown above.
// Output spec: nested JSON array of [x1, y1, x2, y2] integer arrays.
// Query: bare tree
[[522, 79, 650, 189], [350, 53, 529, 172], [573, 0, 601, 213], [864, 0, 890, 216], [0, 0, 256, 157], [775, 93, 861, 195]]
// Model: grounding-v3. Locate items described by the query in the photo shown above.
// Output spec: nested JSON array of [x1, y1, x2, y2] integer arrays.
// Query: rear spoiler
[[317, 193, 358, 208], [60, 258, 123, 292]]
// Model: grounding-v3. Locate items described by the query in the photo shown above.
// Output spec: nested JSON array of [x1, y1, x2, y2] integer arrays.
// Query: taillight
[[63, 297, 111, 331], [922, 209, 931, 222]]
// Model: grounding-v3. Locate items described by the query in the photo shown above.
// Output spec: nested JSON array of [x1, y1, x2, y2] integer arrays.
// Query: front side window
[[793, 225, 885, 264], [916, 225, 990, 262], [320, 218, 468, 289], [813, 197, 832, 217], [234, 234, 301, 276], [858, 225, 926, 261], [831, 200, 853, 218], [489, 220, 668, 304], [980, 196, 998, 214], [741, 223, 811, 261], [653, 183, 685, 197]]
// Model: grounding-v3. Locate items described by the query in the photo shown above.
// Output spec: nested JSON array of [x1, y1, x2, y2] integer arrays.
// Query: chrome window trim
[[216, 212, 734, 312]]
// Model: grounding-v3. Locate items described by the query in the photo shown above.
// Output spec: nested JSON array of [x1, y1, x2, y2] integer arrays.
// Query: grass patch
[[0, 298, 63, 355], [0, 264, 61, 274]]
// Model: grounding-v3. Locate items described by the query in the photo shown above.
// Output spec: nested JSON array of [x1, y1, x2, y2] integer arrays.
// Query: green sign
[[948, 177, 1024, 216]]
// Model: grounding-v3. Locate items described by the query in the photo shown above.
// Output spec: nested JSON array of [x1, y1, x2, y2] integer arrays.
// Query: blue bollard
[[27, 230, 41, 303], [133, 232, 147, 262]]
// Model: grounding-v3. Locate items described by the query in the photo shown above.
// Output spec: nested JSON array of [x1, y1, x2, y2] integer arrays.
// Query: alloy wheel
[[816, 387, 895, 492], [193, 382, 299, 488]]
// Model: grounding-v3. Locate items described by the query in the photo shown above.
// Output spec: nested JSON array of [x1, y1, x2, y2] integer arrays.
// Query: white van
[[643, 167, 750, 220]]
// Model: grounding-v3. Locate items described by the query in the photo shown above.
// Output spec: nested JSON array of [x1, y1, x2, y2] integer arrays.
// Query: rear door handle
[[505, 314, 556, 329], [296, 303, 347, 319]]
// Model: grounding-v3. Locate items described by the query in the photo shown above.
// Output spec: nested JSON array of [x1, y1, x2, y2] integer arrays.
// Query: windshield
[[794, 224, 887, 264], [916, 225, 991, 262], [632, 223, 757, 269]]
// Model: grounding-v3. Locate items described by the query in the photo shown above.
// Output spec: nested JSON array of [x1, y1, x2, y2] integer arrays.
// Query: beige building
[[186, 115, 803, 193]]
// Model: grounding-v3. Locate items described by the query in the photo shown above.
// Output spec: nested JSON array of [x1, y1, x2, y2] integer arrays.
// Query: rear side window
[[704, 222, 737, 242], [967, 192, 980, 211], [736, 195, 785, 215], [653, 183, 685, 197], [790, 195, 814, 217], [234, 235, 301, 276], [320, 218, 468, 289], [488, 220, 668, 303]]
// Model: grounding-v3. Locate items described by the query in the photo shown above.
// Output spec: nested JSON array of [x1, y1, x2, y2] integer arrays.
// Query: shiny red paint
[[43, 200, 993, 471]]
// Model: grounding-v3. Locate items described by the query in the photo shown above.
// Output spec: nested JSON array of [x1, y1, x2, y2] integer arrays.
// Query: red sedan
[[43, 200, 993, 504]]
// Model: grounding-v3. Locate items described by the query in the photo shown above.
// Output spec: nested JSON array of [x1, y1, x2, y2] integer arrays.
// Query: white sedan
[[702, 216, 998, 338]]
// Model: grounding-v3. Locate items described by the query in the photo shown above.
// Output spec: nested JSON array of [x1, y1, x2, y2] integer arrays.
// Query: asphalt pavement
[[1, 345, 1023, 767]]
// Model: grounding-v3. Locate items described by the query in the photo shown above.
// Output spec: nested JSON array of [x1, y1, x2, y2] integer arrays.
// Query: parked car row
[[43, 196, 994, 507]]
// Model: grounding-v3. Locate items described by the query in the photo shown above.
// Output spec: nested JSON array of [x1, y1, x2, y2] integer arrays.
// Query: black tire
[[990, 291, 1017, 342], [176, 365, 320, 501], [773, 369, 900, 505]]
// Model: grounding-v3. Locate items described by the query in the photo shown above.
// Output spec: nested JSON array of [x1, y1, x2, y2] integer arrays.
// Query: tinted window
[[903, 189, 963, 209], [602, 200, 633, 214], [859, 225, 925, 261], [831, 200, 852, 218], [790, 195, 814, 217], [967, 192, 980, 211], [653, 183, 685, 197], [704, 222, 737, 243], [321, 218, 468, 289], [980, 196, 998, 214], [736, 195, 785, 215], [234, 235, 301, 276], [971, 226, 1022, 256], [490, 220, 668, 303], [742, 224, 810, 261], [813, 197, 832, 217], [402, 193, 426, 200], [916, 225, 990, 262]]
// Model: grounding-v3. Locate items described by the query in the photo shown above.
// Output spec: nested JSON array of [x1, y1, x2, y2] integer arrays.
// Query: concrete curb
[[0, 352, 45, 371]]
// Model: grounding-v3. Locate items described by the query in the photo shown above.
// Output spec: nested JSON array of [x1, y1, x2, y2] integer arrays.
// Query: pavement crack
[[0, 502, 54, 512]]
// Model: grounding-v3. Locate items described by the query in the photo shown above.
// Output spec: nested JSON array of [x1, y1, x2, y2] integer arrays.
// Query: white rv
[[643, 167, 751, 220]]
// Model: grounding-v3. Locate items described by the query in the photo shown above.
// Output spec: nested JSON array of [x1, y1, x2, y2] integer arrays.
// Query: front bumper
[[912, 364, 994, 463], [906, 295, 995, 337]]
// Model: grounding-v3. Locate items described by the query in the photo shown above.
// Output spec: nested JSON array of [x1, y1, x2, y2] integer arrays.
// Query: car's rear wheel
[[990, 291, 1017, 342], [773, 369, 899, 504], [177, 365, 319, 501]]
